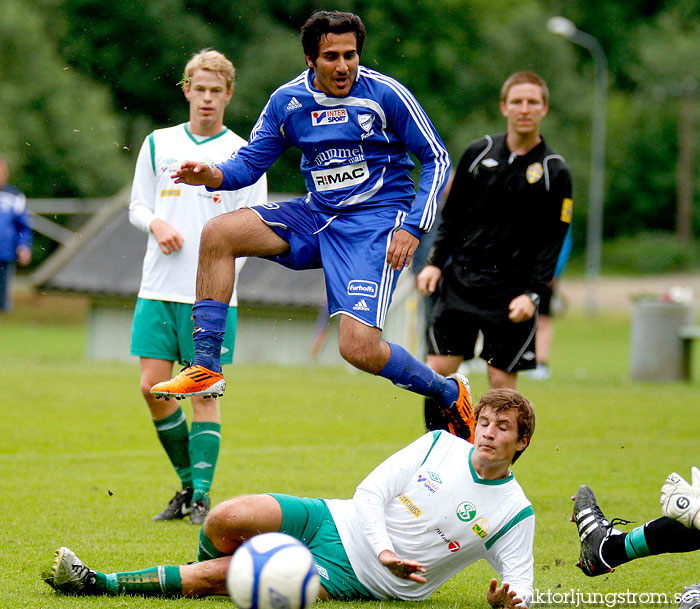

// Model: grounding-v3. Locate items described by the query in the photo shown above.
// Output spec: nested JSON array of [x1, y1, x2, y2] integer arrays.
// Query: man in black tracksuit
[[416, 71, 572, 429]]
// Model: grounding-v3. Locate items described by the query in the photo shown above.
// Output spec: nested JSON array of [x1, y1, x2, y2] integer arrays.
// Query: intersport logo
[[311, 108, 348, 126]]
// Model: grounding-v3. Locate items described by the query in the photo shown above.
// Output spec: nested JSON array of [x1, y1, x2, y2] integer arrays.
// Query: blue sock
[[378, 343, 459, 406], [192, 300, 228, 374]]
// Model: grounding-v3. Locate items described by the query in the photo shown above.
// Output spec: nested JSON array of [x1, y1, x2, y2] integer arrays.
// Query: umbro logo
[[353, 299, 370, 311], [286, 97, 302, 110], [193, 461, 212, 469]]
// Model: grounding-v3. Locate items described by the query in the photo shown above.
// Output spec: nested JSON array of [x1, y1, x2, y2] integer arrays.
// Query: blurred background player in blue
[[0, 154, 32, 316], [151, 11, 474, 441], [529, 225, 572, 380], [416, 72, 571, 430], [128, 50, 267, 525]]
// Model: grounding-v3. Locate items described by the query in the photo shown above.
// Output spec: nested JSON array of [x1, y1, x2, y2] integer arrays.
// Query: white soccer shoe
[[43, 547, 97, 594], [661, 467, 700, 530]]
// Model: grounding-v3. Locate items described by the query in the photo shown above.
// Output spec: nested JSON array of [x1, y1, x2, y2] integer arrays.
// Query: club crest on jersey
[[311, 108, 348, 126], [472, 517, 489, 538], [358, 113, 374, 132], [526, 162, 544, 184], [347, 280, 377, 298], [456, 501, 477, 523]]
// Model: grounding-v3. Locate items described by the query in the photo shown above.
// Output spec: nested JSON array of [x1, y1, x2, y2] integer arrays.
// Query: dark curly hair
[[301, 11, 366, 62]]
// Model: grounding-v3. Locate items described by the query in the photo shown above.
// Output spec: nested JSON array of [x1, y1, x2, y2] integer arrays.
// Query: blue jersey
[[0, 184, 32, 262], [214, 67, 450, 238]]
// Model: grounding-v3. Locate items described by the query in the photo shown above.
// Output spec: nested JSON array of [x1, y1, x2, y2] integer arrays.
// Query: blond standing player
[[129, 50, 267, 524]]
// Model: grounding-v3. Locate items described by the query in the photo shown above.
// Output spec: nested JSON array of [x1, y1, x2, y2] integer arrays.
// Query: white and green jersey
[[326, 430, 534, 605], [129, 123, 267, 304]]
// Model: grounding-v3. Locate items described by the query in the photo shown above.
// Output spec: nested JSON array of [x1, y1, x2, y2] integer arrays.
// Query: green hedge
[[601, 232, 700, 274]]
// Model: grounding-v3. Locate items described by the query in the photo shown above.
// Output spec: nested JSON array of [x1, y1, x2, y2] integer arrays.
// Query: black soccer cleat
[[152, 488, 193, 521], [189, 498, 210, 525], [571, 485, 631, 576]]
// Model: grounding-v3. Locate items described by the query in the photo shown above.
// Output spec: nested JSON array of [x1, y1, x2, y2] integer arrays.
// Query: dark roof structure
[[31, 194, 325, 309]]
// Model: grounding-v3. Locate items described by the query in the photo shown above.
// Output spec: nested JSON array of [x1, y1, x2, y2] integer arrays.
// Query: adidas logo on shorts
[[353, 299, 370, 312], [286, 97, 302, 110]]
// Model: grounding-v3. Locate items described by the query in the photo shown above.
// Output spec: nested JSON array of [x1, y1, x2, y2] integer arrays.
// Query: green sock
[[198, 526, 230, 562], [93, 567, 180, 596], [189, 422, 221, 503], [114, 566, 181, 596], [154, 408, 192, 488], [624, 525, 651, 559], [92, 571, 118, 595]]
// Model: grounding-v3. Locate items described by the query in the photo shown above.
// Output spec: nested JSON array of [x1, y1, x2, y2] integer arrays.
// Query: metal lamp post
[[547, 16, 608, 316]]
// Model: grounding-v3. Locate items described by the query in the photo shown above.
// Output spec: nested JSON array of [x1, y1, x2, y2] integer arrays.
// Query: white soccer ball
[[226, 532, 321, 609]]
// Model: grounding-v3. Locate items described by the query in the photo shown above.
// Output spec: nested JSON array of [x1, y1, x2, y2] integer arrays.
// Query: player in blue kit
[[150, 10, 473, 439]]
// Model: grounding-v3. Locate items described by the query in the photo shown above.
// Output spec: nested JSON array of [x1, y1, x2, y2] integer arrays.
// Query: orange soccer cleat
[[444, 373, 475, 443], [150, 365, 226, 400]]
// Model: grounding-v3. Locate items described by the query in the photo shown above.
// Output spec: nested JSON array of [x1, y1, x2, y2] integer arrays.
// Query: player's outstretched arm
[[171, 161, 224, 189], [378, 550, 427, 584], [487, 579, 526, 609]]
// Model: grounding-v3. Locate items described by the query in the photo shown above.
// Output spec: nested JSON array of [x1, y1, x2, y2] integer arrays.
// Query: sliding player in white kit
[[45, 388, 536, 609]]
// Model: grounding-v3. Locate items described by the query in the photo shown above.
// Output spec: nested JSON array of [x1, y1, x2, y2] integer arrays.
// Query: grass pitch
[[2, 294, 699, 608]]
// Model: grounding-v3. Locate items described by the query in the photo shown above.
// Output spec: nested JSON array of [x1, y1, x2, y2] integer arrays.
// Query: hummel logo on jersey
[[286, 97, 302, 110], [311, 108, 348, 126], [353, 299, 370, 312]]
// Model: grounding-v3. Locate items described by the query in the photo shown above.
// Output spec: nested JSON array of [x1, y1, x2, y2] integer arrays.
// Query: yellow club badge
[[472, 517, 490, 539], [560, 197, 573, 223], [526, 162, 544, 184]]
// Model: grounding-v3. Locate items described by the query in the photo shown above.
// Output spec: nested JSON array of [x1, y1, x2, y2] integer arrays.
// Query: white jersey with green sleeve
[[129, 123, 267, 305], [326, 430, 534, 605]]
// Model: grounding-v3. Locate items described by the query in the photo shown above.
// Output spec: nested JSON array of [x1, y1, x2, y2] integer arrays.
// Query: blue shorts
[[250, 198, 406, 329]]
